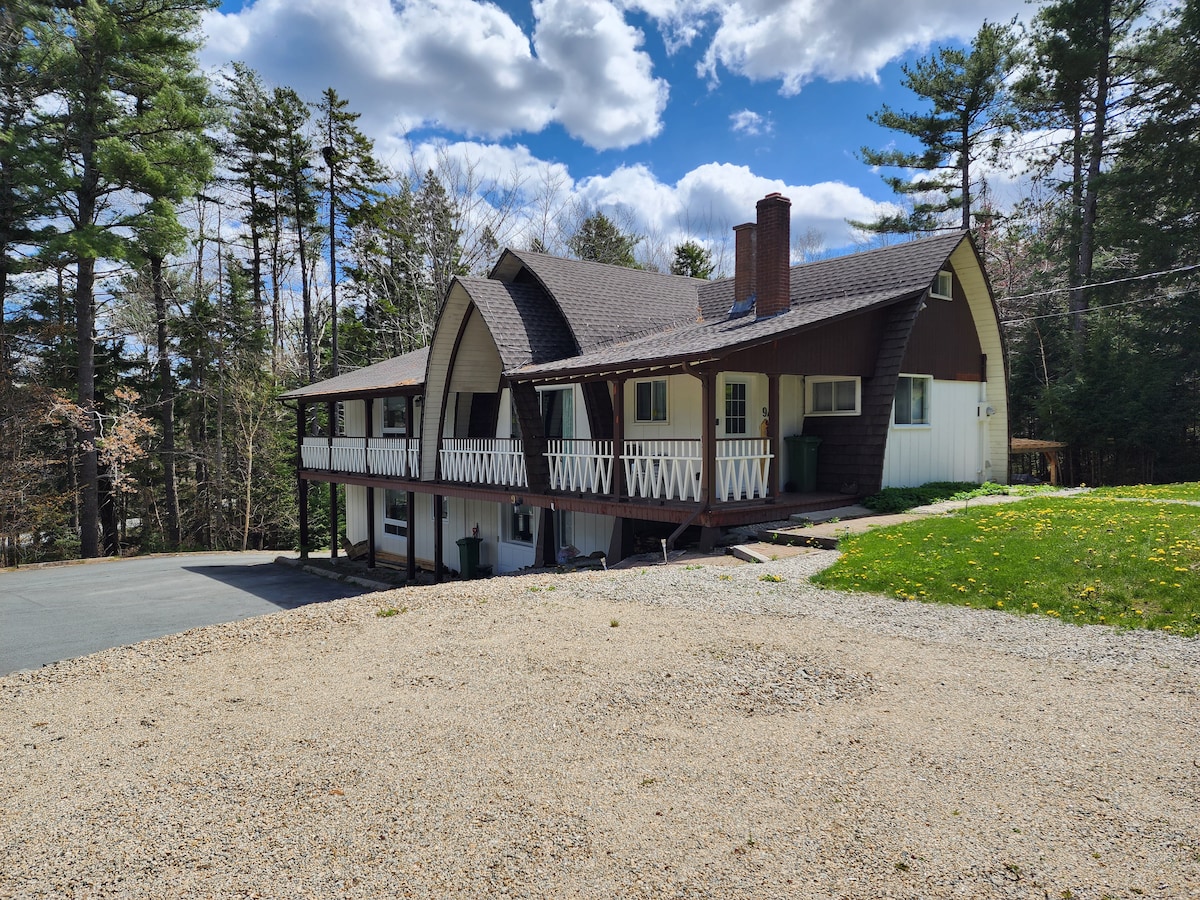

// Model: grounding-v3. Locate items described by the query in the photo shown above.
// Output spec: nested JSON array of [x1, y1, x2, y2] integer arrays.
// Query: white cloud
[[201, 0, 665, 150], [730, 109, 771, 136], [624, 0, 1029, 93], [575, 161, 894, 253], [532, 0, 669, 149]]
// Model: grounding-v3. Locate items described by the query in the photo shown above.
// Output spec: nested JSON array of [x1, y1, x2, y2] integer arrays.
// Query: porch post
[[297, 402, 309, 560], [433, 494, 444, 583], [406, 490, 417, 582], [767, 373, 781, 498], [700, 370, 717, 505], [327, 400, 337, 560], [611, 378, 625, 499], [365, 398, 375, 569]]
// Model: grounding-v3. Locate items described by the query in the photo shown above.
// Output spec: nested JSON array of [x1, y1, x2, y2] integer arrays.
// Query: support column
[[365, 397, 375, 569], [700, 370, 717, 506], [406, 490, 417, 582], [327, 400, 337, 560], [767, 373, 781, 499], [297, 403, 309, 560], [433, 494, 444, 583], [610, 378, 625, 499]]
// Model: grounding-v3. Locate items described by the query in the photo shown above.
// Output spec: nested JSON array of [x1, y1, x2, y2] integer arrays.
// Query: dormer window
[[931, 270, 953, 300]]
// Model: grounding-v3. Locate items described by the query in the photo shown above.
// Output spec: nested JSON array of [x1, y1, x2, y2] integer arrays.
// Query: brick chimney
[[755, 192, 791, 319], [733, 222, 756, 310]]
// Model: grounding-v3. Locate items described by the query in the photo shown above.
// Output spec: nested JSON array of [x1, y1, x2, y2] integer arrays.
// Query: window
[[507, 502, 534, 544], [382, 396, 407, 434], [724, 382, 747, 434], [635, 379, 667, 423], [894, 376, 931, 425], [931, 270, 953, 300], [541, 388, 574, 439], [806, 377, 859, 415], [383, 489, 407, 536]]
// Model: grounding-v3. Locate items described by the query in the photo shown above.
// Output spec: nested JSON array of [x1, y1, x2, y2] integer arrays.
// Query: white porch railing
[[367, 438, 420, 478], [303, 434, 771, 503], [301, 437, 331, 470], [440, 438, 528, 488], [546, 439, 614, 494], [623, 440, 702, 501], [330, 436, 366, 473], [716, 438, 772, 502]]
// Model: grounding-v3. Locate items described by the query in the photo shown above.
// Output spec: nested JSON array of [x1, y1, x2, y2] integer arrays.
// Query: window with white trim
[[806, 377, 860, 415], [724, 381, 747, 434], [931, 270, 953, 300], [894, 375, 931, 425], [635, 379, 668, 423], [383, 489, 407, 536]]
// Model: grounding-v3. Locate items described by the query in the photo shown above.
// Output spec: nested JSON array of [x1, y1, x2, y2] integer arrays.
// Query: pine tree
[[856, 21, 1018, 235], [39, 0, 216, 557], [314, 87, 384, 376], [670, 240, 715, 278], [567, 211, 641, 267]]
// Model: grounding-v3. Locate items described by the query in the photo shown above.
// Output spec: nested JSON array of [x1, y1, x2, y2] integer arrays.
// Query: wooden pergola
[[1010, 438, 1067, 485]]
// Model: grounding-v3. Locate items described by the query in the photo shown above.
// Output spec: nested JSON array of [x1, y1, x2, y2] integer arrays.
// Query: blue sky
[[201, 0, 1032, 262]]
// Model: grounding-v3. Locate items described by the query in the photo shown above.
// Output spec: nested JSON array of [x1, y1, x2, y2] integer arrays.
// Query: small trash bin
[[785, 435, 822, 492], [456, 536, 482, 579]]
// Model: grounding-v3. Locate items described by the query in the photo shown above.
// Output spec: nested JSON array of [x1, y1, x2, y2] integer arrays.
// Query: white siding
[[624, 374, 701, 440], [343, 400, 366, 437], [950, 241, 1009, 484], [882, 380, 985, 487], [345, 484, 367, 543]]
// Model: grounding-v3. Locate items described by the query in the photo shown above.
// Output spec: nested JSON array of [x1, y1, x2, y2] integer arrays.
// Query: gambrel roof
[[280, 230, 974, 398], [511, 230, 969, 381], [491, 249, 704, 352]]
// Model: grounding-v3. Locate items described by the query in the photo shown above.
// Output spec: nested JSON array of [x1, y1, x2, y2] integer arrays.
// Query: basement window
[[806, 377, 860, 416]]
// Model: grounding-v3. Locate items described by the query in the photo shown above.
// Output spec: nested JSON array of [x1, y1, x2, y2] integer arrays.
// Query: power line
[[1001, 285, 1200, 324], [996, 263, 1200, 304]]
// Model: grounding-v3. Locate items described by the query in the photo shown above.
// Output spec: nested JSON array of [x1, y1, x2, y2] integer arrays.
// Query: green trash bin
[[456, 536, 482, 579], [785, 435, 822, 492]]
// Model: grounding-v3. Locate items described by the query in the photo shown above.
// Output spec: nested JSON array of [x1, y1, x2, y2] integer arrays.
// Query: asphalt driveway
[[0, 553, 366, 675]]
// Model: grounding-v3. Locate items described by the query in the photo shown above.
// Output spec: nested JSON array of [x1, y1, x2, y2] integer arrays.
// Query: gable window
[[724, 381, 747, 434], [383, 489, 407, 536], [635, 379, 668, 423], [894, 375, 931, 425], [931, 270, 953, 300], [806, 377, 860, 416]]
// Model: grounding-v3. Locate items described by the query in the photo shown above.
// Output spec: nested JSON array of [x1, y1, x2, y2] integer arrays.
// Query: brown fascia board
[[505, 289, 925, 386]]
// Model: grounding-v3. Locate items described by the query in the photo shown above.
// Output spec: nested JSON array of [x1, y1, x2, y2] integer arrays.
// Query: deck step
[[728, 544, 774, 564]]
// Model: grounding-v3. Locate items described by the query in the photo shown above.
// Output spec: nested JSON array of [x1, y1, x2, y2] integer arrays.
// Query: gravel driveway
[[2, 549, 1197, 898]]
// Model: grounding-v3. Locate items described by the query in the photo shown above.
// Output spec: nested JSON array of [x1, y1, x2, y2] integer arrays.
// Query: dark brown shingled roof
[[278, 347, 429, 401], [513, 231, 969, 380], [456, 277, 576, 369], [697, 229, 967, 319], [499, 249, 703, 352]]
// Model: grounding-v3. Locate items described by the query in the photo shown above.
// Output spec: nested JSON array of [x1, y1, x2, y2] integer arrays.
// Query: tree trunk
[[75, 255, 100, 558], [152, 254, 181, 549]]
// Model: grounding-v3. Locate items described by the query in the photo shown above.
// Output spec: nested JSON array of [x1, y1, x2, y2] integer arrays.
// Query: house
[[280, 193, 1009, 577]]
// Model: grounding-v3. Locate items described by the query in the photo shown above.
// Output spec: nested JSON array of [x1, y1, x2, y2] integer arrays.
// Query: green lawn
[[1085, 482, 1200, 501], [812, 495, 1200, 636]]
